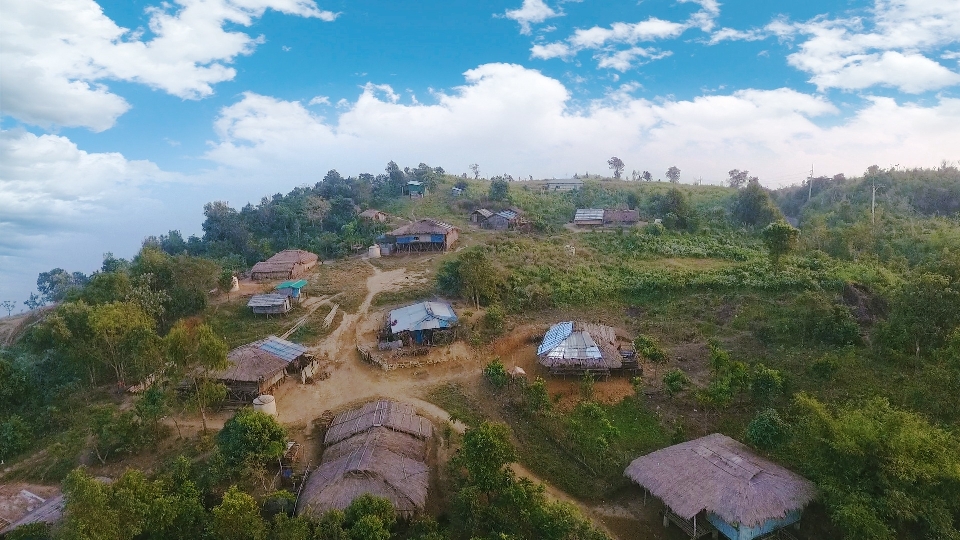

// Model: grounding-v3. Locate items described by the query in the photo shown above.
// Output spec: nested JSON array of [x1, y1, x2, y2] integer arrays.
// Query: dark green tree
[[761, 220, 800, 269], [216, 409, 286, 469]]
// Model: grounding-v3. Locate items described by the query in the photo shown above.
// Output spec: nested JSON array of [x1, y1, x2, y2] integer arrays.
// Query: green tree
[[216, 409, 287, 470], [579, 371, 595, 401], [750, 364, 784, 405], [880, 272, 960, 358], [731, 178, 782, 227], [489, 178, 509, 201], [458, 422, 516, 493], [4, 522, 51, 540], [761, 220, 800, 270], [651, 188, 695, 230], [789, 394, 960, 540], [89, 301, 160, 386], [455, 248, 503, 308], [607, 157, 625, 179], [1, 300, 15, 316], [525, 377, 551, 413], [210, 486, 267, 540], [164, 321, 229, 432], [344, 494, 396, 532], [483, 357, 509, 389], [666, 166, 681, 183], [634, 335, 667, 363], [663, 369, 689, 397], [745, 408, 788, 450], [24, 292, 45, 310]]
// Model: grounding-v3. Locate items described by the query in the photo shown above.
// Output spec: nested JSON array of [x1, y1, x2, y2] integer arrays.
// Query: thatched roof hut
[[537, 321, 621, 373], [624, 433, 816, 540], [250, 249, 319, 280], [210, 336, 309, 401], [297, 401, 434, 519], [324, 400, 434, 445], [387, 219, 459, 252]]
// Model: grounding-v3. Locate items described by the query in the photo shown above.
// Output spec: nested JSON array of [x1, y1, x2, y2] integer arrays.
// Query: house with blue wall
[[275, 279, 308, 303], [625, 433, 816, 540]]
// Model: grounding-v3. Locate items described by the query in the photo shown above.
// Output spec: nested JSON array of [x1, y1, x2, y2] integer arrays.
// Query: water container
[[253, 394, 278, 417], [368, 244, 381, 258]]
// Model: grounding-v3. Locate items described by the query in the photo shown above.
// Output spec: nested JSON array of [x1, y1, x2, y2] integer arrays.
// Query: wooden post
[[694, 515, 697, 537]]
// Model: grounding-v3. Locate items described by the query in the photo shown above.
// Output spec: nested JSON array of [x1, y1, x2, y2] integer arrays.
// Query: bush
[[525, 377, 551, 413], [216, 409, 286, 469], [663, 369, 690, 396], [5, 522, 51, 540], [0, 415, 33, 461], [745, 408, 788, 450], [634, 335, 668, 363], [751, 364, 784, 405], [644, 222, 665, 236], [483, 305, 506, 336], [483, 358, 509, 389]]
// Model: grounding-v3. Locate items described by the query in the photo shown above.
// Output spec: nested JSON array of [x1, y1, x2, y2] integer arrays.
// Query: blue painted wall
[[707, 510, 801, 540]]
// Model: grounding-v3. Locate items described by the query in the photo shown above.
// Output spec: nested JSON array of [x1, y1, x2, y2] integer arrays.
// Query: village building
[[485, 209, 519, 230], [573, 208, 605, 227], [247, 293, 292, 315], [603, 208, 641, 226], [470, 208, 493, 224], [545, 178, 584, 191], [274, 279, 308, 304], [210, 335, 315, 402], [537, 321, 622, 375], [297, 400, 433, 519], [359, 209, 388, 222], [250, 249, 319, 280], [387, 301, 458, 345], [624, 433, 816, 540], [387, 219, 459, 253], [406, 180, 426, 198]]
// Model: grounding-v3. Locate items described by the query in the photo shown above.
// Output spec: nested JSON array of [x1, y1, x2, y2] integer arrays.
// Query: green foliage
[[0, 415, 33, 460], [787, 394, 960, 540], [750, 364, 784, 405], [761, 220, 800, 269], [483, 305, 506, 336], [663, 368, 690, 396], [489, 178, 509, 201], [439, 247, 505, 308], [745, 408, 788, 450], [216, 409, 286, 470], [90, 406, 149, 463], [211, 486, 267, 540], [484, 357, 509, 389], [4, 522, 51, 540], [344, 494, 397, 532], [525, 377, 551, 413], [731, 179, 782, 227], [634, 334, 667, 363], [651, 188, 696, 231], [568, 402, 620, 456], [457, 421, 516, 493], [579, 371, 595, 401], [877, 272, 960, 357]]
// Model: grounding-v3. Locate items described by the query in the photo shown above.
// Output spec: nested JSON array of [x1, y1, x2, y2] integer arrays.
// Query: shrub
[[483, 305, 506, 336], [746, 408, 788, 450], [483, 358, 509, 389], [0, 415, 33, 461], [216, 409, 286, 469], [751, 364, 784, 405], [810, 355, 841, 380], [663, 369, 690, 396], [579, 371, 595, 401], [644, 222, 665, 236], [634, 335, 667, 363], [526, 377, 551, 413]]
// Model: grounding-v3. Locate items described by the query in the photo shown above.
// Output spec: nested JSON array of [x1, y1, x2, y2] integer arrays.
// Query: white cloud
[[570, 19, 687, 49], [531, 42, 574, 60], [309, 95, 331, 106], [503, 0, 560, 35], [205, 63, 960, 186], [596, 47, 671, 72], [708, 27, 767, 45], [0, 0, 337, 131], [781, 0, 960, 92]]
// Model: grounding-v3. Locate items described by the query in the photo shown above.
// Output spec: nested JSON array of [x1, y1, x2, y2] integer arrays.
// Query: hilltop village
[[2, 166, 960, 540]]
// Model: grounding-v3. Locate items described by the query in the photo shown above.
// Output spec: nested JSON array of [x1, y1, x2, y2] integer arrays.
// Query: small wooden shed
[[247, 293, 292, 315], [624, 433, 816, 540], [471, 208, 493, 224], [274, 279, 308, 304]]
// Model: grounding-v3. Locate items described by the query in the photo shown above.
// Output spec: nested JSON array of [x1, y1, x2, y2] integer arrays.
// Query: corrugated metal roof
[[407, 180, 423, 186], [496, 210, 518, 220], [473, 209, 494, 218], [258, 335, 308, 362], [575, 208, 605, 221], [389, 301, 458, 333], [247, 293, 289, 307], [538, 322, 573, 355], [275, 279, 308, 290]]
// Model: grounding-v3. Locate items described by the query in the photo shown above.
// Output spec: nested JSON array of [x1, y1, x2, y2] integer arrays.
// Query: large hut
[[537, 321, 621, 375], [250, 249, 319, 280], [210, 336, 313, 402], [387, 220, 459, 253], [297, 400, 434, 519], [387, 301, 458, 345], [624, 433, 816, 540]]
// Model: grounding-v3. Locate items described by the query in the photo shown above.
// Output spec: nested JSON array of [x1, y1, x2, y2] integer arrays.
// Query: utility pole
[[871, 178, 879, 224], [807, 164, 814, 201]]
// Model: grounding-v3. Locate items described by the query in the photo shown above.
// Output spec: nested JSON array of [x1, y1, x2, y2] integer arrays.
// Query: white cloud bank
[[0, 0, 337, 131], [503, 0, 561, 35], [206, 63, 960, 182]]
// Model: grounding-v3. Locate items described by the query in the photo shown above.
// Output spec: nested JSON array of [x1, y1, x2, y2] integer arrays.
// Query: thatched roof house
[[298, 400, 433, 519], [537, 321, 622, 373], [210, 336, 310, 401], [471, 208, 493, 223], [624, 433, 816, 540], [251, 249, 319, 280], [603, 208, 640, 226], [359, 209, 388, 222], [387, 220, 459, 252]]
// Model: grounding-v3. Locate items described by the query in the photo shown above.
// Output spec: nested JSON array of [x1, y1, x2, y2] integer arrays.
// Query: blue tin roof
[[257, 335, 308, 362]]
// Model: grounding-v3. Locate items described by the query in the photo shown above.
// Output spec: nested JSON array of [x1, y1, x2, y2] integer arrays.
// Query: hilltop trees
[[489, 177, 509, 201], [607, 157, 624, 179], [731, 178, 781, 227], [666, 166, 681, 183], [727, 169, 754, 188]]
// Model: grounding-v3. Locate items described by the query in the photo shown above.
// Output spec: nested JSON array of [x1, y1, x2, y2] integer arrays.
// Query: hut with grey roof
[[297, 400, 434, 519], [386, 300, 458, 345], [624, 433, 816, 540], [537, 321, 621, 375]]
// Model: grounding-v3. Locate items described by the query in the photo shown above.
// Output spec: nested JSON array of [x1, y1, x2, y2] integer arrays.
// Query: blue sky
[[2, 0, 960, 307]]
